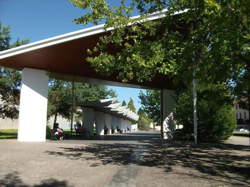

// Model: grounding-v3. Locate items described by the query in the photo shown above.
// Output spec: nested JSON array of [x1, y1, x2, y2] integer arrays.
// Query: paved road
[[225, 135, 250, 146], [60, 131, 161, 145], [0, 131, 162, 187], [0, 132, 249, 187]]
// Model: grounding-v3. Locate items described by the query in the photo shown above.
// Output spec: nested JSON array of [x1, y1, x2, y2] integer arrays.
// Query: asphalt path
[[0, 132, 249, 187]]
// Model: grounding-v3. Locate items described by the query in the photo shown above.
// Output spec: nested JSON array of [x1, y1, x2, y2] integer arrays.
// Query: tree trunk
[[53, 112, 58, 125], [70, 81, 75, 135], [247, 64, 250, 147], [160, 90, 164, 139], [247, 66, 250, 145], [193, 71, 198, 145], [248, 90, 250, 129]]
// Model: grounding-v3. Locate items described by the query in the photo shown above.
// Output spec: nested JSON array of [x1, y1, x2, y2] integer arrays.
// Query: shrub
[[174, 86, 236, 142], [137, 114, 151, 130], [46, 125, 52, 139]]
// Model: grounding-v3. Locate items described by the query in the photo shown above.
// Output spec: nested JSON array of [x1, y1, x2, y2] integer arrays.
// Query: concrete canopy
[[0, 10, 176, 89], [83, 98, 139, 121]]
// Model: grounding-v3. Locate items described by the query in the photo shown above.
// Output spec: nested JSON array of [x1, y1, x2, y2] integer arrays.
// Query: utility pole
[[193, 71, 198, 144], [70, 81, 75, 136], [160, 89, 164, 140]]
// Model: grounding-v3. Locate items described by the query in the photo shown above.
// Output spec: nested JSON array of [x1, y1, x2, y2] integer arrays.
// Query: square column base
[[18, 68, 49, 142]]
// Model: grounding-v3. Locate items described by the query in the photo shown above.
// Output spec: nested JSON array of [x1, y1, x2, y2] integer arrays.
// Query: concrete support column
[[124, 119, 128, 132], [18, 68, 49, 142], [82, 107, 95, 136], [96, 111, 105, 135], [111, 116, 117, 134], [120, 119, 124, 133], [161, 89, 176, 140], [104, 114, 112, 135], [119, 119, 122, 132], [127, 120, 131, 132], [117, 117, 121, 133], [122, 119, 126, 133]]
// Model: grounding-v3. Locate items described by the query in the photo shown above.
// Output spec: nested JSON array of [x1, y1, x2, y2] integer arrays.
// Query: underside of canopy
[[0, 9, 183, 89]]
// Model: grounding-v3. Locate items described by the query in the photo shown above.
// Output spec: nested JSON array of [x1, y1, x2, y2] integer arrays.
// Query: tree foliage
[[47, 80, 72, 122], [122, 100, 127, 106], [73, 82, 116, 105], [137, 108, 151, 130], [174, 84, 236, 142], [0, 23, 28, 119], [127, 98, 136, 112], [47, 79, 116, 123], [70, 0, 249, 137], [139, 90, 160, 124], [70, 0, 248, 87]]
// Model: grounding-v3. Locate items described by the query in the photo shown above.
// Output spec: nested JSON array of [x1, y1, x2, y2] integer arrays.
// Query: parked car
[[239, 128, 249, 133]]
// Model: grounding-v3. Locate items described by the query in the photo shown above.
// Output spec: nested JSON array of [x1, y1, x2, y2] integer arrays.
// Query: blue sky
[[0, 0, 146, 110]]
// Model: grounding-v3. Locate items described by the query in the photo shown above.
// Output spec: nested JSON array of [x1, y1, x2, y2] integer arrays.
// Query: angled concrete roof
[[0, 9, 184, 89], [83, 98, 139, 121]]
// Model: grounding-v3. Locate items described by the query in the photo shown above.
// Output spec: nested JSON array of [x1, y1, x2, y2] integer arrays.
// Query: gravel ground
[[0, 133, 249, 187]]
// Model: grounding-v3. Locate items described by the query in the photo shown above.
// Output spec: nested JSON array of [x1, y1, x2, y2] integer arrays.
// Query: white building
[[82, 98, 139, 136], [234, 99, 249, 129]]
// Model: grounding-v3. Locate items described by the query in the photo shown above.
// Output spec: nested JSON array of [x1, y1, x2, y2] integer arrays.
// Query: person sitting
[[53, 123, 64, 140]]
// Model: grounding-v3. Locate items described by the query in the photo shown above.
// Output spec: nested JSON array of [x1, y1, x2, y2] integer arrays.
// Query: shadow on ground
[[0, 172, 72, 187], [46, 138, 250, 186], [64, 132, 161, 143]]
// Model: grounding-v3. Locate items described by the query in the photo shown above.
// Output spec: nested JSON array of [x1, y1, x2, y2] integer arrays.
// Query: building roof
[[82, 98, 139, 121], [0, 9, 187, 89]]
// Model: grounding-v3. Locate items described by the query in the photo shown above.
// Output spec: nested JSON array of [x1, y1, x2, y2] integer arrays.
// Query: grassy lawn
[[0, 129, 74, 140], [0, 129, 18, 139]]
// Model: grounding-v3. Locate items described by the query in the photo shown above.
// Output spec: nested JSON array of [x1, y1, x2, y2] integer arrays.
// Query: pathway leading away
[[0, 132, 249, 187]]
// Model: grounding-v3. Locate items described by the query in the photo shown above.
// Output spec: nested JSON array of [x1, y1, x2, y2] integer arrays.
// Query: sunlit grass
[[0, 129, 18, 139]]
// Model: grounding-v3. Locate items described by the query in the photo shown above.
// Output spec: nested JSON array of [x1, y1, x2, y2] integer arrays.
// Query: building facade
[[234, 99, 249, 129]]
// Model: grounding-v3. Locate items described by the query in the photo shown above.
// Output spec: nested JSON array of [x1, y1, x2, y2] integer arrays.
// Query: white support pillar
[[96, 111, 105, 135], [104, 114, 112, 135], [124, 119, 129, 132], [127, 120, 131, 132], [161, 89, 176, 140], [18, 68, 49, 142], [120, 119, 125, 133], [111, 116, 117, 134], [83, 107, 95, 136], [117, 117, 121, 133]]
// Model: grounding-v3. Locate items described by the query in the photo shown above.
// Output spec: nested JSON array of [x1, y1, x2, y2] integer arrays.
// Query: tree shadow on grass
[[46, 141, 250, 186], [0, 171, 72, 187], [0, 131, 17, 139]]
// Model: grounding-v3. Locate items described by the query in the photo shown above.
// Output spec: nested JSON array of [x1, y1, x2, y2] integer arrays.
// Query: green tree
[[174, 83, 236, 142], [70, 0, 249, 139], [70, 0, 249, 93], [137, 108, 151, 130], [122, 100, 127, 106], [74, 82, 116, 105], [47, 79, 117, 123], [139, 90, 160, 125], [127, 98, 136, 112], [0, 23, 28, 119], [47, 80, 72, 123]]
